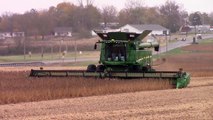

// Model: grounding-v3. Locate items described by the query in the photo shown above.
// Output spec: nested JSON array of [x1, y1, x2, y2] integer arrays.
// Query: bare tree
[[101, 5, 117, 28], [209, 12, 213, 25], [160, 1, 182, 32], [189, 12, 202, 26], [118, 2, 145, 25], [86, 0, 94, 6], [209, 12, 213, 19], [125, 0, 144, 9], [77, 0, 83, 7], [77, 0, 94, 7]]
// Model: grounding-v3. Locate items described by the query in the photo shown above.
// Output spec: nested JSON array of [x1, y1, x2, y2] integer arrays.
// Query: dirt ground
[[0, 43, 213, 120], [0, 77, 212, 120]]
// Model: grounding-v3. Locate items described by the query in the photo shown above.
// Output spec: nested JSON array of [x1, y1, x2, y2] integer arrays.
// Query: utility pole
[[74, 39, 77, 63], [50, 46, 53, 60], [194, 25, 197, 43], [23, 36, 26, 60], [193, 16, 197, 43], [166, 34, 168, 52], [59, 40, 62, 58], [41, 46, 44, 60], [163, 31, 168, 52]]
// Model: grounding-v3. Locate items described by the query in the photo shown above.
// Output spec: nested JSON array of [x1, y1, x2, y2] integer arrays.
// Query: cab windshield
[[105, 43, 126, 61]]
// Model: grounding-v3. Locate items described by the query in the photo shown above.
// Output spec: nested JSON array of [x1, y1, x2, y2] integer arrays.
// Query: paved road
[[155, 34, 213, 54], [0, 34, 212, 66], [46, 34, 213, 64], [43, 58, 98, 64]]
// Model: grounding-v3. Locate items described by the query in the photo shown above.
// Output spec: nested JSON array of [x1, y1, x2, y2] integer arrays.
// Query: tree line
[[0, 0, 213, 38]]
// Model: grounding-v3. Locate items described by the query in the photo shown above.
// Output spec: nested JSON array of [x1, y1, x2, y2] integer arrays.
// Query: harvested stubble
[[0, 71, 173, 104]]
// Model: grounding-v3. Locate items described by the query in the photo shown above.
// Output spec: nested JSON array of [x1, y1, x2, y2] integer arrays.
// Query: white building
[[0, 32, 12, 39], [0, 33, 5, 40], [0, 32, 25, 39], [54, 27, 72, 37], [196, 25, 211, 33], [12, 32, 25, 37], [120, 24, 170, 35], [210, 26, 213, 31]]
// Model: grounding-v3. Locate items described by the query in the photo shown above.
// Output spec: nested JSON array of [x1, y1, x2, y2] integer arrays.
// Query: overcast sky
[[0, 0, 212, 15]]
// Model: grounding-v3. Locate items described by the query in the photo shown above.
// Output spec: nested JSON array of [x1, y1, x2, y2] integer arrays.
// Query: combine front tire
[[142, 65, 152, 72], [96, 65, 105, 72], [87, 64, 96, 72]]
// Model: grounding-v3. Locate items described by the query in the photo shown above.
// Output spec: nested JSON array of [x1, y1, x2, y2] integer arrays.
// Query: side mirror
[[94, 43, 97, 50], [154, 45, 159, 51]]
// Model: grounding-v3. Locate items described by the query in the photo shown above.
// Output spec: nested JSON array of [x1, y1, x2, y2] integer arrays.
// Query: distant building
[[210, 26, 213, 31], [120, 24, 170, 35], [12, 32, 25, 37], [0, 33, 5, 40], [0, 32, 25, 40], [179, 25, 191, 34], [196, 25, 211, 33], [186, 25, 211, 33], [0, 32, 12, 38], [54, 27, 72, 37], [99, 22, 119, 28]]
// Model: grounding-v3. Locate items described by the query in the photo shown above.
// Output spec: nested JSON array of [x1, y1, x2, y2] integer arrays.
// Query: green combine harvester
[[30, 30, 190, 89]]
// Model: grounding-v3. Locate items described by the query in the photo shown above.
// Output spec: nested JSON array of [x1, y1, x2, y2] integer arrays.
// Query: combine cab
[[30, 31, 190, 89]]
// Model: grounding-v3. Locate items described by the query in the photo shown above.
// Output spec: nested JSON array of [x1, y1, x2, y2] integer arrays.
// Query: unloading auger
[[30, 30, 190, 89]]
